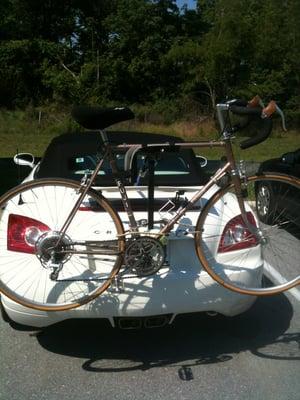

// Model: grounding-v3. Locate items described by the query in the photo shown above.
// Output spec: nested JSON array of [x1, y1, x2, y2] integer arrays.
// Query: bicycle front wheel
[[195, 173, 300, 296], [0, 179, 125, 311]]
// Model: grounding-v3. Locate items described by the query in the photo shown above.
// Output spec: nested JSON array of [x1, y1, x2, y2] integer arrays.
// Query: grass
[[0, 109, 298, 161], [0, 109, 78, 156], [115, 119, 299, 162]]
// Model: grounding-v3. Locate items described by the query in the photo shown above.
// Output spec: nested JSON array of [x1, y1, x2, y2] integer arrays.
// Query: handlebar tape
[[229, 105, 262, 116], [239, 118, 273, 149], [229, 105, 273, 150], [228, 99, 248, 107]]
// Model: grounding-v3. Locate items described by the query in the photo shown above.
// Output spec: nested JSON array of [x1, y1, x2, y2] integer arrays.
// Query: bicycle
[[0, 96, 299, 311]]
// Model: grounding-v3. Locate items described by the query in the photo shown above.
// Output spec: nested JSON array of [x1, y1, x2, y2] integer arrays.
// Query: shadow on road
[[35, 293, 299, 379]]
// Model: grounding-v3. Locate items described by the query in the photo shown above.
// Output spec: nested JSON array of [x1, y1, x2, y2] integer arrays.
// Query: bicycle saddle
[[72, 106, 135, 130]]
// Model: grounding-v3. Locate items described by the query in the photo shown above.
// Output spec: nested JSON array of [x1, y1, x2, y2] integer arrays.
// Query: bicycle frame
[[56, 132, 252, 247]]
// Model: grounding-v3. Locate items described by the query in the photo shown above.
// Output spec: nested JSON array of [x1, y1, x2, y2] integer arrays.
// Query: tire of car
[[255, 181, 275, 224]]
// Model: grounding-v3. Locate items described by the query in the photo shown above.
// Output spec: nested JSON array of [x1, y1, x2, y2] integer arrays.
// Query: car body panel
[[1, 202, 257, 328], [1, 132, 261, 327]]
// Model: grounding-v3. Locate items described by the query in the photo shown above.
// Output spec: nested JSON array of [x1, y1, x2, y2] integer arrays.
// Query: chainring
[[124, 236, 165, 277]]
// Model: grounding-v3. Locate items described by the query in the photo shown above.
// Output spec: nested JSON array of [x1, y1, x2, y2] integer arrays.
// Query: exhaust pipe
[[117, 317, 142, 330], [206, 311, 218, 317], [116, 314, 172, 330], [144, 315, 170, 328]]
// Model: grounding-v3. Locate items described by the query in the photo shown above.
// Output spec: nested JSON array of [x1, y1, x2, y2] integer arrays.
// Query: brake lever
[[248, 94, 265, 108], [262, 101, 287, 132]]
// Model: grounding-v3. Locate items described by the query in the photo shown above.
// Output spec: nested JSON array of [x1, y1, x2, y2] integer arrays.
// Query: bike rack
[[147, 156, 156, 230], [124, 146, 157, 230]]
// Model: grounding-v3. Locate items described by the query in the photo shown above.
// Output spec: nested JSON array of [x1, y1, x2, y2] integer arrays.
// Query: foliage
[[0, 0, 299, 126]]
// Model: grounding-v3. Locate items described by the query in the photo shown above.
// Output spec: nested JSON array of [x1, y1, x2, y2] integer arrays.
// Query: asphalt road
[[0, 292, 299, 400]]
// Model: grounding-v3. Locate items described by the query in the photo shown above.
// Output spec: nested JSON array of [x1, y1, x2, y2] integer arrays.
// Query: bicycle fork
[[226, 144, 265, 243]]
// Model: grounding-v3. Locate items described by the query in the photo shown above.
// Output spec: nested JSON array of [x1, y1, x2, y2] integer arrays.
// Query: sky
[[176, 0, 197, 10]]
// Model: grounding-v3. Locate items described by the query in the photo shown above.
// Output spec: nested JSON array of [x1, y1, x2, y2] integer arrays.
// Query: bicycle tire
[[195, 173, 300, 296], [0, 178, 125, 311]]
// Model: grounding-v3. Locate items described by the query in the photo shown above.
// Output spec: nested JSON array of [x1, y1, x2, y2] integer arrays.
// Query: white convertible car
[[0, 131, 258, 329]]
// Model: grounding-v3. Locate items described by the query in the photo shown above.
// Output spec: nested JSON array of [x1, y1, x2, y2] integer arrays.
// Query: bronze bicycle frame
[[56, 132, 250, 248]]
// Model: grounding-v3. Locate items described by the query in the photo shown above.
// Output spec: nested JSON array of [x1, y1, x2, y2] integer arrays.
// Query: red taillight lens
[[7, 214, 50, 254], [218, 212, 259, 253]]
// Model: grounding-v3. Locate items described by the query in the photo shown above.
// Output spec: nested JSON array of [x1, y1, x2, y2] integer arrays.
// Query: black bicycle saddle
[[72, 106, 135, 130]]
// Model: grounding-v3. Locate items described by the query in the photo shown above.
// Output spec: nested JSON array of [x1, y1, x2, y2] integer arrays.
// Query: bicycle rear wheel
[[195, 173, 300, 296], [0, 178, 125, 311]]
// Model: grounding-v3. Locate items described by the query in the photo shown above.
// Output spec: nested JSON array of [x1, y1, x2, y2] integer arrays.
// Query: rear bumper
[[1, 228, 260, 328], [1, 239, 258, 328]]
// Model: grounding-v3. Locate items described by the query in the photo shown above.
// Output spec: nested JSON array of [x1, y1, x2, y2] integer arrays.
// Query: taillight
[[7, 214, 50, 254], [218, 212, 259, 253]]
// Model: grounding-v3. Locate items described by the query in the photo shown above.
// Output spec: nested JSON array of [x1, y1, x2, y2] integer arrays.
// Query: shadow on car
[[30, 293, 298, 378]]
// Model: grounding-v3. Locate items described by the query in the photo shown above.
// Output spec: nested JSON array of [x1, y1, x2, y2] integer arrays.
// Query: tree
[[93, 0, 180, 103], [0, 0, 299, 123], [195, 0, 256, 110]]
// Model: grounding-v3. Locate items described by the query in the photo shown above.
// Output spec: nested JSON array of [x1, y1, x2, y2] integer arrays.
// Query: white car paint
[[0, 170, 259, 328]]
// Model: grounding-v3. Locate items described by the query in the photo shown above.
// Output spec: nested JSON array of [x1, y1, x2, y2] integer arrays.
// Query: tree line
[[0, 0, 299, 124]]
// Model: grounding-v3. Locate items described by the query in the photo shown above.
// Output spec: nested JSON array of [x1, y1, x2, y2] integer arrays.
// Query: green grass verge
[[0, 109, 78, 156], [196, 136, 299, 162], [0, 110, 298, 161]]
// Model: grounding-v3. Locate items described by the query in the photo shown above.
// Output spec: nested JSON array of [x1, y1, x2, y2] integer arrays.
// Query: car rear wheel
[[256, 181, 274, 224], [0, 178, 125, 311], [195, 174, 300, 296]]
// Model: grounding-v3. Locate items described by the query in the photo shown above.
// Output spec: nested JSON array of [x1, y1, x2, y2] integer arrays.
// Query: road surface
[[0, 292, 299, 400]]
